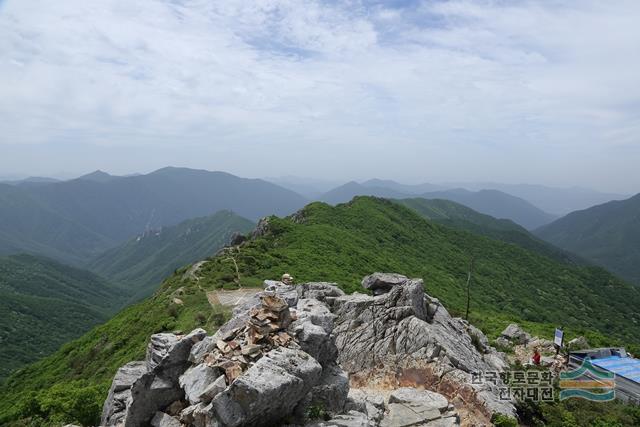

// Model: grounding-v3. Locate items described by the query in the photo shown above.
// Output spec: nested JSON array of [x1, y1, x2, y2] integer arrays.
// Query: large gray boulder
[[361, 273, 414, 295], [101, 329, 206, 427], [150, 411, 181, 427], [124, 372, 184, 427], [211, 346, 323, 427], [179, 364, 223, 405], [568, 336, 590, 350], [146, 329, 207, 379], [308, 364, 350, 415], [297, 282, 345, 306], [296, 298, 337, 334], [344, 389, 385, 424], [500, 323, 531, 345], [100, 361, 147, 426], [263, 279, 299, 307]]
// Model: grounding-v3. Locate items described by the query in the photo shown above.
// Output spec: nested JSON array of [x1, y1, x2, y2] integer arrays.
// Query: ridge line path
[[182, 259, 261, 308]]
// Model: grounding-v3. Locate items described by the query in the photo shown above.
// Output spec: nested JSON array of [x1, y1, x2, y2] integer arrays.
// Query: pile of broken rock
[[101, 273, 516, 427], [200, 293, 297, 384]]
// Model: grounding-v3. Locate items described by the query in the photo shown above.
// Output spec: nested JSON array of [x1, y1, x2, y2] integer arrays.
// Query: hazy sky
[[1, 0, 639, 192]]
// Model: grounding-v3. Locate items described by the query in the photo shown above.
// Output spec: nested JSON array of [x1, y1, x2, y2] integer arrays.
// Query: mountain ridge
[[396, 197, 582, 265], [320, 181, 557, 229], [0, 167, 308, 266], [87, 210, 255, 299], [535, 193, 640, 286]]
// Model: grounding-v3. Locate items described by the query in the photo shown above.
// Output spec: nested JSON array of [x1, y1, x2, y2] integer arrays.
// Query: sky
[[0, 0, 639, 193]]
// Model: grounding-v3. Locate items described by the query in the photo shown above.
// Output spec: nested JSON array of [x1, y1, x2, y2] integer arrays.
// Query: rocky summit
[[102, 273, 515, 427]]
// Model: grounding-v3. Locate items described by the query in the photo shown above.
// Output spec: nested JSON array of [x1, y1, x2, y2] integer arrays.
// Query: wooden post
[[465, 256, 475, 321]]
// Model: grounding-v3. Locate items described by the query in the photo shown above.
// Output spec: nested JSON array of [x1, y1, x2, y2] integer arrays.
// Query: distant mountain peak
[[77, 170, 118, 182]]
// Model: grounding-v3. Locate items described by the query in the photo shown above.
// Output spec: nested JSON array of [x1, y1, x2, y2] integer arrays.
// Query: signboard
[[554, 328, 564, 347]]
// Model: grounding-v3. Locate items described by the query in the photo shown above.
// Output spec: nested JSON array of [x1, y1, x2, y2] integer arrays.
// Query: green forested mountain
[[87, 211, 254, 299], [0, 167, 307, 266], [320, 182, 556, 229], [0, 254, 128, 381], [397, 198, 581, 265], [2, 197, 639, 426], [0, 184, 115, 265], [535, 193, 640, 286]]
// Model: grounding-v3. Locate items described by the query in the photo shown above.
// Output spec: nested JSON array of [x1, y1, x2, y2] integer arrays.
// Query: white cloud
[[0, 0, 638, 192]]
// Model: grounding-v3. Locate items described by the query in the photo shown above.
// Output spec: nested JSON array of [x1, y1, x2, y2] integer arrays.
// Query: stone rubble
[[102, 273, 516, 427]]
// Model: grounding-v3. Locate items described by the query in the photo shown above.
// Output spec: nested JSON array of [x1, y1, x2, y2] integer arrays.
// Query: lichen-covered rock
[[211, 347, 323, 427]]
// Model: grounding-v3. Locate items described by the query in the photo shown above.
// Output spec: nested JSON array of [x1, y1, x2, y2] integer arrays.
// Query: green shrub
[[491, 413, 518, 427]]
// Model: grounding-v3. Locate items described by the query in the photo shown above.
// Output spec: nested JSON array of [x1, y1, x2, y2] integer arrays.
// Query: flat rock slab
[[207, 288, 262, 308], [425, 417, 459, 427], [380, 403, 442, 427], [389, 388, 449, 413]]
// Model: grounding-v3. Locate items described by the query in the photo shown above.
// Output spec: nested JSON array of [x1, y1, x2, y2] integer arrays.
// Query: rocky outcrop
[[102, 274, 515, 426], [333, 273, 514, 422], [568, 336, 589, 350], [499, 323, 532, 345], [102, 280, 350, 427], [101, 329, 207, 426]]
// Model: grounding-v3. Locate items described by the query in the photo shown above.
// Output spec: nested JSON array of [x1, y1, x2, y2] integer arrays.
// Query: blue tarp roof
[[592, 356, 640, 384]]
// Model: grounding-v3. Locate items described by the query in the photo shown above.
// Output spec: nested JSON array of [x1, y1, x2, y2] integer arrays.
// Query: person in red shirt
[[532, 347, 542, 366]]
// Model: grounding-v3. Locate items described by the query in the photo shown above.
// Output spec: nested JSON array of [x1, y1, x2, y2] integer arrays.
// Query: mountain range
[[269, 176, 624, 217], [536, 193, 640, 286], [445, 182, 628, 216], [2, 196, 639, 425], [320, 181, 557, 229], [0, 167, 307, 266]]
